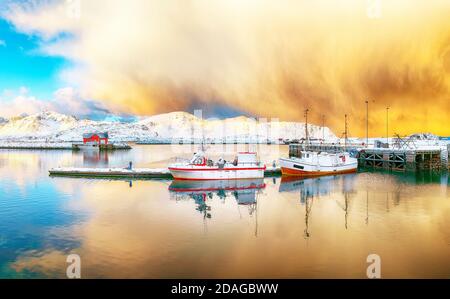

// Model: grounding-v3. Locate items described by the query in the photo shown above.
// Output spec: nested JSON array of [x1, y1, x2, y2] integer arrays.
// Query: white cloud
[[0, 39, 6, 47], [19, 86, 29, 95], [0, 93, 50, 117], [0, 87, 109, 118]]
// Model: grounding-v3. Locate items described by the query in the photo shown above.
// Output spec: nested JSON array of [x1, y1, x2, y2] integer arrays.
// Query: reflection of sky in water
[[0, 146, 449, 278], [0, 178, 87, 278]]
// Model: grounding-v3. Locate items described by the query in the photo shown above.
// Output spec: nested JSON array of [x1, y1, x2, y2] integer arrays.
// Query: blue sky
[[0, 18, 66, 100], [0, 15, 130, 121]]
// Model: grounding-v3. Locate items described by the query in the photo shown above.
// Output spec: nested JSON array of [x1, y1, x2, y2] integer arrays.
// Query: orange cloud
[[4, 0, 450, 136]]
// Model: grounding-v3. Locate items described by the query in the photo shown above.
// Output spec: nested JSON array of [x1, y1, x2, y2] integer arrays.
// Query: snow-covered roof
[[83, 132, 109, 138]]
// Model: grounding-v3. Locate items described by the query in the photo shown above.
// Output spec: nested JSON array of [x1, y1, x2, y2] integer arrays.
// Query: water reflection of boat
[[169, 179, 265, 223], [279, 173, 357, 238], [279, 173, 356, 195], [169, 179, 266, 194], [279, 175, 338, 195], [169, 179, 265, 208]]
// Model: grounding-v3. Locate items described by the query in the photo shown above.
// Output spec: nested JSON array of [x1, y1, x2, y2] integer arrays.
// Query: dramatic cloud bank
[[3, 0, 450, 136]]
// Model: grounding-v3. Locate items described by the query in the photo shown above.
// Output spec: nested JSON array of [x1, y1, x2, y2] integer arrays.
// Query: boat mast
[[255, 195, 258, 237], [386, 106, 389, 147], [365, 100, 369, 148], [344, 192, 349, 230], [304, 195, 312, 239], [321, 114, 325, 142]]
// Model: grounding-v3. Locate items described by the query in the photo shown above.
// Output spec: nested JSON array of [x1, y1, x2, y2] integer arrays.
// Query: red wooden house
[[82, 132, 109, 145]]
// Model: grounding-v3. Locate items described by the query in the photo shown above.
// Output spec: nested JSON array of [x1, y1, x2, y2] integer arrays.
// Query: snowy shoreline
[[0, 137, 448, 150], [0, 141, 131, 150], [0, 111, 448, 150]]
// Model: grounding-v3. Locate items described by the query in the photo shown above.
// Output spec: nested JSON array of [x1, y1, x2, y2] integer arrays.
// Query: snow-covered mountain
[[0, 111, 337, 142], [0, 111, 80, 137]]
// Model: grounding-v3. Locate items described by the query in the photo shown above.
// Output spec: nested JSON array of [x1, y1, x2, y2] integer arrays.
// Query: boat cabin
[[189, 152, 260, 167], [294, 151, 349, 166], [236, 152, 259, 165]]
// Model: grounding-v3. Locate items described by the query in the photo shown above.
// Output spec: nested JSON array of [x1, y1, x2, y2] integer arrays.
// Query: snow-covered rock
[[0, 111, 338, 143], [408, 133, 439, 141]]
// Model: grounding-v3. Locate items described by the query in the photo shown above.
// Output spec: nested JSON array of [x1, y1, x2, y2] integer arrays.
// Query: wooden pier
[[358, 147, 448, 171], [288, 143, 361, 156], [288, 143, 449, 172]]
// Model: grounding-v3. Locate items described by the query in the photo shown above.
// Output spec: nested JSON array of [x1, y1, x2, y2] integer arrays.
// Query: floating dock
[[49, 167, 173, 179], [49, 166, 282, 179]]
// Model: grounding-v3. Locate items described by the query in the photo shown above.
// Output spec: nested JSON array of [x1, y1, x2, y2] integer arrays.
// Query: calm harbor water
[[0, 144, 449, 278]]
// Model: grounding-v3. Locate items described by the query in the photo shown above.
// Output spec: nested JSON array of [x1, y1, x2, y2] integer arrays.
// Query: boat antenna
[[304, 108, 310, 146], [344, 114, 348, 150], [201, 115, 205, 152]]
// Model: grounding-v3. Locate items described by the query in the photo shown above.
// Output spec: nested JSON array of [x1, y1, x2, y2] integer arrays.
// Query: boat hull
[[168, 166, 265, 180], [279, 157, 357, 177]]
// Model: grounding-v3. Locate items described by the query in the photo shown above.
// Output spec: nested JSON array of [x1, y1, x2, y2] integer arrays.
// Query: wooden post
[[406, 152, 416, 171]]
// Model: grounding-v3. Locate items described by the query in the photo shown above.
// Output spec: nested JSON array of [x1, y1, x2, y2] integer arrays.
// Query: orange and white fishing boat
[[169, 152, 266, 180], [279, 151, 357, 177], [280, 109, 358, 177]]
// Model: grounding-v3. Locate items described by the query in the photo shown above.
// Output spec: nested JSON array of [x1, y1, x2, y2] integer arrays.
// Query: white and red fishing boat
[[279, 151, 357, 177], [169, 152, 266, 180]]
